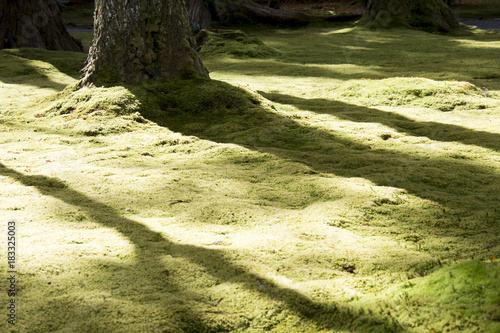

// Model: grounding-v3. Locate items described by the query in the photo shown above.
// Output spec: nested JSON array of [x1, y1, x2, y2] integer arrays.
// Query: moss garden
[[0, 16, 499, 333]]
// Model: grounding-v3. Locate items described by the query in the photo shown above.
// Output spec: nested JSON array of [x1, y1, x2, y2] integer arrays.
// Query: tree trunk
[[186, 0, 212, 29], [0, 0, 82, 51], [80, 0, 209, 86], [360, 0, 460, 33], [187, 0, 361, 27], [220, 0, 311, 24]]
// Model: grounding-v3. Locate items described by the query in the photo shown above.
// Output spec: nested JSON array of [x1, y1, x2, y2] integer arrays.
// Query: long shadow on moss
[[259, 91, 500, 153], [0, 163, 402, 332], [136, 79, 499, 232], [205, 27, 500, 86], [0, 48, 86, 91]]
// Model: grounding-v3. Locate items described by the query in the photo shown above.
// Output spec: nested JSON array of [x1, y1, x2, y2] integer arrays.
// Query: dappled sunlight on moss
[[259, 91, 500, 153], [452, 38, 500, 50], [0, 23, 499, 332], [228, 26, 500, 89], [0, 163, 407, 332], [0, 48, 85, 88]]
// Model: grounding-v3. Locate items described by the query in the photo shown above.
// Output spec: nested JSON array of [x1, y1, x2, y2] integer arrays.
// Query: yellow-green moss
[[332, 77, 494, 111], [0, 23, 499, 333], [199, 30, 281, 58]]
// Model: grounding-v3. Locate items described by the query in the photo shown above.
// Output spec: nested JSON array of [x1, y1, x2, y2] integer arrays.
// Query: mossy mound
[[333, 77, 493, 111], [37, 78, 263, 136], [43, 85, 142, 117], [136, 78, 262, 118], [371, 260, 500, 332], [38, 85, 147, 136], [197, 29, 281, 58]]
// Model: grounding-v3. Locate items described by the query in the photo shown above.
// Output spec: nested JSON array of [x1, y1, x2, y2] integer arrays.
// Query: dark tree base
[[360, 0, 461, 33], [187, 0, 362, 28]]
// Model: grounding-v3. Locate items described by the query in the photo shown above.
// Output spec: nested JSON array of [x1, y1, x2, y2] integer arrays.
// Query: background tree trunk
[[360, 0, 460, 33], [80, 0, 209, 86], [186, 0, 212, 29], [0, 0, 82, 51]]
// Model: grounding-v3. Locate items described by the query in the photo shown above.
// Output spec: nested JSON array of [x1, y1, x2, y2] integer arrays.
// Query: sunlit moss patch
[[357, 260, 500, 332], [198, 29, 281, 58], [332, 77, 495, 111]]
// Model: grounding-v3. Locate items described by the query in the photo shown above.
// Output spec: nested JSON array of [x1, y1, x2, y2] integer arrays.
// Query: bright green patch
[[357, 260, 500, 332]]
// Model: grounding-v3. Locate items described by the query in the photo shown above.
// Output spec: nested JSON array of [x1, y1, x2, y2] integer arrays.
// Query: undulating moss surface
[[0, 23, 499, 333], [330, 77, 492, 111], [198, 30, 281, 58]]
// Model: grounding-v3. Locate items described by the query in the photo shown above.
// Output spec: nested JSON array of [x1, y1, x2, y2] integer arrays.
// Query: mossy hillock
[[359, 260, 500, 332], [34, 76, 265, 136], [197, 29, 281, 58], [332, 77, 493, 111]]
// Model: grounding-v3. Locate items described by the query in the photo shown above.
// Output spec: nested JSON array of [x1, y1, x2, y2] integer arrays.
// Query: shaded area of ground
[[460, 18, 500, 30]]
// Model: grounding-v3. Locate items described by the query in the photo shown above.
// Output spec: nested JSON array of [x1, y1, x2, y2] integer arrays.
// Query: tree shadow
[[0, 163, 401, 332], [0, 48, 86, 91], [140, 84, 500, 220], [207, 26, 500, 88], [259, 91, 500, 153], [203, 56, 388, 81]]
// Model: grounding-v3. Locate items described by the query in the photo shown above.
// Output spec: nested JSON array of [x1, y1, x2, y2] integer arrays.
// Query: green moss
[[137, 77, 260, 117], [2, 48, 86, 79], [0, 48, 85, 94], [363, 260, 500, 332], [37, 85, 146, 135], [43, 86, 141, 116], [199, 30, 281, 58], [0, 23, 499, 333], [333, 77, 494, 111]]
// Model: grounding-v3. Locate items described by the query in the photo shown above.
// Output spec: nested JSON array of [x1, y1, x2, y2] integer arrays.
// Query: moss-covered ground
[[453, 0, 500, 19], [0, 22, 499, 333]]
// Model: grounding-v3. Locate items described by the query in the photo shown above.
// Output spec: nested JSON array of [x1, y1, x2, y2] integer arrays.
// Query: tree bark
[[186, 0, 212, 29], [0, 0, 82, 51], [80, 0, 209, 86], [360, 0, 460, 33]]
